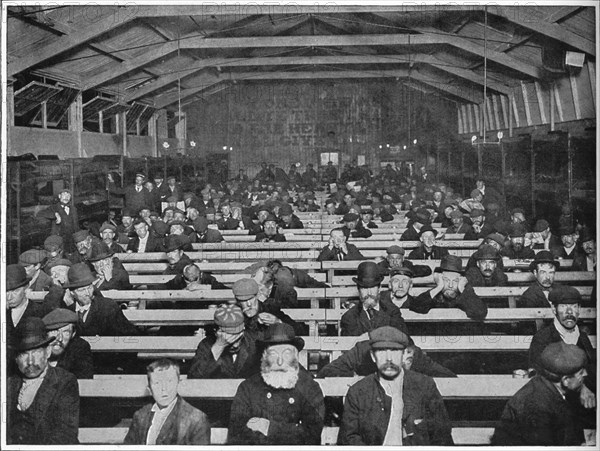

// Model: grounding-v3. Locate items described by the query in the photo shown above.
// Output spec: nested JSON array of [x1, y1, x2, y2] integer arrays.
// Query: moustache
[[564, 315, 577, 322], [380, 363, 401, 373], [23, 364, 42, 374]]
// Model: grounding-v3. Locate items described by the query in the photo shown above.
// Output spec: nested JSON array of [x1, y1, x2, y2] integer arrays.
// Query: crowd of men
[[5, 161, 597, 446]]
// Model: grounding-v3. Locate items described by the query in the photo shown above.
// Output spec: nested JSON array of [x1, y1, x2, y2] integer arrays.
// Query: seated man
[[446, 209, 473, 236], [264, 259, 329, 289], [464, 208, 495, 240], [70, 229, 101, 265], [19, 249, 53, 292], [162, 235, 195, 290], [228, 323, 325, 445], [278, 203, 304, 229], [88, 241, 132, 291], [255, 214, 286, 242], [341, 262, 407, 336], [42, 235, 67, 273], [501, 223, 536, 260], [182, 263, 228, 291], [573, 227, 596, 271], [318, 325, 456, 378], [125, 359, 210, 444], [400, 208, 430, 241], [43, 308, 93, 379], [530, 219, 559, 250], [529, 286, 595, 418], [407, 225, 449, 260], [407, 255, 488, 320], [492, 342, 590, 445], [188, 304, 260, 379], [380, 267, 418, 310], [127, 218, 165, 253], [337, 327, 453, 445], [551, 225, 582, 259], [7, 317, 79, 444], [341, 212, 372, 239], [519, 251, 563, 308], [167, 220, 195, 250], [377, 244, 432, 278], [99, 222, 125, 254], [465, 244, 508, 287], [317, 227, 364, 261], [193, 217, 224, 243], [359, 208, 378, 229]]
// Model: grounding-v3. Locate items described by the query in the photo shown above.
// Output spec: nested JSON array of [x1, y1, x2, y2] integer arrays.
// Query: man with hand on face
[[42, 308, 93, 379], [317, 227, 364, 261], [342, 212, 373, 239], [7, 317, 80, 444], [70, 230, 101, 265], [493, 342, 591, 445], [341, 262, 407, 336], [228, 323, 325, 445], [337, 327, 453, 445], [465, 244, 508, 287], [89, 241, 132, 291], [255, 214, 287, 242], [125, 359, 210, 444], [408, 255, 488, 320], [464, 208, 494, 240]]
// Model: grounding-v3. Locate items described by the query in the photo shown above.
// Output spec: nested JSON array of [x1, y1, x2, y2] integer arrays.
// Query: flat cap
[[166, 196, 178, 203], [99, 222, 117, 233], [279, 203, 293, 216], [369, 326, 409, 350], [470, 208, 485, 218], [548, 285, 582, 305], [508, 223, 527, 238], [450, 210, 464, 219], [386, 245, 405, 255], [214, 304, 245, 334], [232, 278, 259, 301], [72, 230, 90, 243], [485, 233, 505, 247], [44, 235, 63, 251], [419, 225, 438, 237], [559, 225, 575, 236], [19, 249, 47, 266], [533, 219, 550, 233], [415, 208, 431, 224], [540, 342, 587, 376], [43, 308, 79, 330], [389, 267, 414, 278]]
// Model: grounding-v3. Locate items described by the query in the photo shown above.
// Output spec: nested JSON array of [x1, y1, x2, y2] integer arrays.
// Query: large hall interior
[[3, 2, 598, 448]]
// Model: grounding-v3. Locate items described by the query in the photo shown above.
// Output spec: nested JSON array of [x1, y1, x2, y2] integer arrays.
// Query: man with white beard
[[228, 323, 325, 445]]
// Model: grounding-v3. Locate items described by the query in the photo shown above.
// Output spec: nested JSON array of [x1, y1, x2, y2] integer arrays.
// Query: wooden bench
[[129, 272, 328, 286]]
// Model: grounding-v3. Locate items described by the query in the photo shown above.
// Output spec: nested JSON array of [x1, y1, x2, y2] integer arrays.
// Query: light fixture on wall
[[472, 131, 503, 146]]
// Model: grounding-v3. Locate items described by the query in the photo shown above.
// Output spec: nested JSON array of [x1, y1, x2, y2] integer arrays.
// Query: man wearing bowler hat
[[228, 323, 325, 445], [519, 251, 564, 308], [400, 207, 430, 241], [573, 227, 596, 271], [37, 188, 79, 253], [410, 255, 487, 320], [278, 203, 304, 229], [19, 249, 52, 292], [161, 235, 195, 290], [88, 241, 132, 291], [7, 317, 80, 444], [551, 224, 582, 259], [337, 326, 453, 445], [465, 244, 508, 287], [63, 263, 139, 336], [529, 286, 596, 415], [501, 223, 536, 260], [108, 171, 152, 213], [43, 308, 93, 379], [341, 262, 407, 336], [492, 342, 590, 445], [254, 214, 287, 242], [407, 224, 450, 260], [188, 304, 260, 379]]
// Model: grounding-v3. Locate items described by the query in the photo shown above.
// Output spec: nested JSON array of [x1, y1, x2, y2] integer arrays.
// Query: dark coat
[[188, 332, 259, 379], [53, 335, 94, 379], [108, 183, 153, 212], [95, 258, 132, 291], [196, 228, 225, 243], [407, 245, 449, 260], [245, 300, 304, 338], [400, 225, 421, 241], [465, 266, 508, 287], [572, 252, 594, 271], [410, 284, 488, 321], [7, 366, 79, 444], [29, 270, 54, 292], [446, 223, 473, 236], [317, 244, 364, 261], [377, 260, 432, 278], [38, 202, 79, 252], [107, 241, 126, 254], [341, 297, 408, 336], [492, 376, 585, 446], [317, 339, 456, 378], [228, 369, 325, 445], [501, 245, 536, 260], [279, 215, 304, 229], [343, 224, 372, 239], [127, 232, 165, 253], [550, 244, 580, 260], [290, 267, 329, 288], [519, 282, 565, 308], [338, 371, 453, 445], [163, 253, 194, 290], [464, 222, 495, 240], [255, 232, 287, 242], [124, 396, 210, 445], [66, 293, 139, 336], [7, 299, 53, 342]]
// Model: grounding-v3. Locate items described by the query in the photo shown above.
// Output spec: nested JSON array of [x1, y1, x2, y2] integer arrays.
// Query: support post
[[7, 78, 15, 126], [68, 92, 83, 157]]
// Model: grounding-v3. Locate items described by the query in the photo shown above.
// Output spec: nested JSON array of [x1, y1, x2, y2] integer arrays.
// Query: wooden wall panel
[[555, 76, 577, 122]]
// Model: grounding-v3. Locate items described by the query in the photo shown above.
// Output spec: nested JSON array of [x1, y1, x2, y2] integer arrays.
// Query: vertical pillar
[[175, 112, 186, 155], [530, 137, 536, 217], [567, 132, 573, 208], [148, 111, 159, 157], [120, 112, 128, 156], [68, 92, 83, 157], [7, 78, 15, 126], [98, 111, 104, 133], [41, 101, 48, 128]]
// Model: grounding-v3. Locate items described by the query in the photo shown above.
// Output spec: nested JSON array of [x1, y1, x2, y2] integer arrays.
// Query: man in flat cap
[[70, 229, 101, 265], [501, 223, 536, 260], [88, 241, 132, 291], [19, 249, 52, 292], [464, 208, 495, 240], [519, 251, 563, 308], [43, 308, 93, 379], [400, 208, 430, 241], [117, 207, 137, 242], [38, 188, 79, 253], [529, 286, 596, 414], [42, 235, 67, 273], [108, 172, 152, 213], [278, 203, 304, 229], [409, 255, 488, 320], [255, 214, 287, 242], [99, 222, 125, 253], [465, 244, 508, 287], [338, 326, 453, 445], [407, 225, 450, 260], [492, 342, 590, 445], [552, 225, 582, 260], [446, 209, 473, 236], [192, 217, 225, 243], [125, 358, 210, 445], [377, 244, 432, 278], [573, 227, 596, 271], [228, 323, 325, 445], [342, 212, 372, 239], [530, 218, 559, 251], [318, 227, 364, 261], [7, 317, 80, 444], [188, 304, 260, 379], [161, 235, 195, 290], [510, 207, 529, 230], [341, 262, 407, 336], [379, 267, 419, 310], [128, 217, 165, 253]]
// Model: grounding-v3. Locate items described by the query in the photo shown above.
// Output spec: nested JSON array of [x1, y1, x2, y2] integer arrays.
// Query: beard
[[513, 242, 523, 252], [261, 358, 300, 389], [443, 288, 459, 300]]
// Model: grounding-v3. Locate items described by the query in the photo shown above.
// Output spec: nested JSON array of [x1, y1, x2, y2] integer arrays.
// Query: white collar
[[553, 317, 580, 345], [151, 397, 178, 414]]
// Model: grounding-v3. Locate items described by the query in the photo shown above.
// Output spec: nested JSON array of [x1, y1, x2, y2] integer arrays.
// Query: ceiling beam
[[7, 7, 140, 76]]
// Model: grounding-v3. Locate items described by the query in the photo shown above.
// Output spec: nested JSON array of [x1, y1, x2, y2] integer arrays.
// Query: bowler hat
[[164, 235, 188, 253], [214, 305, 245, 334], [419, 224, 438, 237], [43, 308, 79, 330], [343, 213, 359, 222], [533, 219, 550, 233], [88, 241, 114, 262], [72, 230, 90, 243], [44, 235, 63, 251], [264, 214, 278, 223], [435, 255, 464, 274], [485, 233, 505, 248], [99, 222, 117, 233], [473, 244, 501, 261], [121, 208, 135, 218], [389, 267, 414, 279], [529, 250, 560, 272], [548, 285, 582, 306], [369, 326, 409, 350], [6, 264, 31, 291], [540, 342, 586, 376], [558, 225, 575, 236], [508, 223, 527, 238], [64, 263, 96, 289], [232, 278, 259, 301], [279, 204, 293, 216], [414, 208, 431, 224], [193, 217, 209, 232], [19, 249, 47, 266], [386, 245, 405, 255], [12, 317, 54, 352], [352, 261, 384, 288], [257, 323, 304, 351]]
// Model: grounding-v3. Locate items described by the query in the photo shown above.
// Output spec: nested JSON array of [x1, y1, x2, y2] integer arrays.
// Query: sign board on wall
[[357, 155, 365, 166]]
